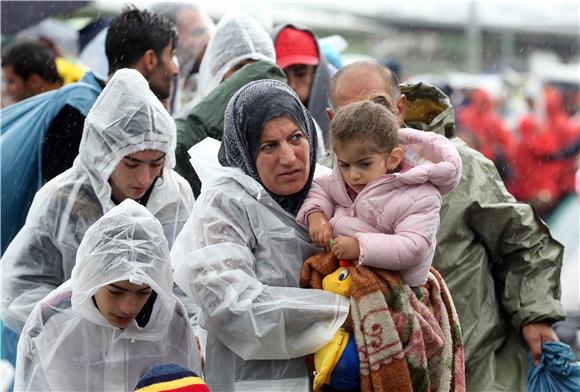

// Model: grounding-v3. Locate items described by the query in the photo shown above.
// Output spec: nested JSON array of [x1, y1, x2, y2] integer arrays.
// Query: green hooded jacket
[[401, 82, 565, 391], [175, 61, 286, 196]]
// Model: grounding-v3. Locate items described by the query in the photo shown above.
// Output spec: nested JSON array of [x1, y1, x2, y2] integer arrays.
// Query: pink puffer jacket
[[297, 128, 462, 286]]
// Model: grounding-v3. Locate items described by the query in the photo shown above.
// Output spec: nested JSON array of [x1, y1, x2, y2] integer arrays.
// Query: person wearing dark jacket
[[1, 8, 180, 252], [42, 7, 179, 183], [174, 12, 282, 196], [175, 61, 286, 196], [328, 61, 565, 392]]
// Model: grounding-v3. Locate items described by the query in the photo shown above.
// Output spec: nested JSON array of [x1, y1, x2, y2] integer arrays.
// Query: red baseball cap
[[275, 26, 319, 69]]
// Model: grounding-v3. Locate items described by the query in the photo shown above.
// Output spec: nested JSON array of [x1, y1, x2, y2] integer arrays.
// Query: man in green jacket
[[174, 60, 286, 196], [328, 61, 565, 391]]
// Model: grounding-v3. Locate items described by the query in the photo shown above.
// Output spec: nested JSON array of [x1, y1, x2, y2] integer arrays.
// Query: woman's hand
[[331, 236, 360, 260], [307, 211, 334, 249]]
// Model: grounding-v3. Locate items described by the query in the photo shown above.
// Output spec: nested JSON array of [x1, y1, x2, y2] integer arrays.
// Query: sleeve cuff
[[511, 300, 566, 330]]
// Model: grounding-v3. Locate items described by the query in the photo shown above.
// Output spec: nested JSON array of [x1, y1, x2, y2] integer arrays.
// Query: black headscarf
[[218, 79, 318, 216]]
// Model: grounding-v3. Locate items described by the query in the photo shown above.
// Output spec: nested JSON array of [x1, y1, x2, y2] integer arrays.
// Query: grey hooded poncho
[[1, 69, 194, 333], [196, 11, 276, 100], [14, 200, 201, 391]]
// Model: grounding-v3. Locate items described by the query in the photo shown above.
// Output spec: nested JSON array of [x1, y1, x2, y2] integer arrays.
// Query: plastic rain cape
[[1, 69, 194, 333], [14, 200, 200, 391], [171, 80, 348, 391], [196, 11, 275, 100]]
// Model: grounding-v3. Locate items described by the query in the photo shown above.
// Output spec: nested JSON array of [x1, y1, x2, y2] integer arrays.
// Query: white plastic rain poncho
[[1, 69, 194, 334], [196, 11, 276, 100], [14, 200, 201, 391], [171, 80, 349, 392]]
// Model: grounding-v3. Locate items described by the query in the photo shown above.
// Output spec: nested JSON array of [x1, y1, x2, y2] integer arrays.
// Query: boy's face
[[109, 149, 165, 203], [2, 65, 32, 102], [148, 43, 179, 100], [94, 280, 152, 329], [284, 64, 316, 106]]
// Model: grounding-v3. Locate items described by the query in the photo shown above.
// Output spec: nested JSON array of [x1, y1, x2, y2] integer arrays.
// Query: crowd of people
[[455, 86, 580, 217], [0, 3, 575, 392]]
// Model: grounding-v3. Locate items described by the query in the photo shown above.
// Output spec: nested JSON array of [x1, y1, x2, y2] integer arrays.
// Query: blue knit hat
[[135, 363, 209, 392]]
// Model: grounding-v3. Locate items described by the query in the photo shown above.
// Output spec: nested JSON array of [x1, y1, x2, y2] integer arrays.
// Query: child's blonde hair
[[330, 94, 399, 154]]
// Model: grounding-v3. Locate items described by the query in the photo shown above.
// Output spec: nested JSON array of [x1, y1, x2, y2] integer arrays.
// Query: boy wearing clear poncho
[[1, 69, 194, 335], [14, 200, 202, 391]]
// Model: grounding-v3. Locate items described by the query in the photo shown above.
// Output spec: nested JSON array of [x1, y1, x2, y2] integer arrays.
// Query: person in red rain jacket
[[510, 114, 561, 215], [458, 89, 514, 181], [543, 88, 578, 195]]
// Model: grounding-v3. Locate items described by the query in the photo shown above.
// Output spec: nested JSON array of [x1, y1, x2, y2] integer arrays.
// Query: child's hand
[[308, 211, 334, 249], [331, 236, 360, 260]]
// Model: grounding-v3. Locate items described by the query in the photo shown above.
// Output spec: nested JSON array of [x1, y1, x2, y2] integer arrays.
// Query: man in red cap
[[273, 24, 334, 147], [274, 26, 319, 105]]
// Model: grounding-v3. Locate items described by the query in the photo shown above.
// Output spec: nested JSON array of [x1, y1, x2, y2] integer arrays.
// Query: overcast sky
[[268, 0, 580, 34], [102, 0, 580, 35]]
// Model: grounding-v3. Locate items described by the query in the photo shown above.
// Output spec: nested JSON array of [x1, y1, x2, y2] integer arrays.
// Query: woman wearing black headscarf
[[171, 80, 349, 391]]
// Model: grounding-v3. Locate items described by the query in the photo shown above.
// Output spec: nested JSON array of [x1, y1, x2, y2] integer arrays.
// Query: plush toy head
[[321, 259, 352, 297]]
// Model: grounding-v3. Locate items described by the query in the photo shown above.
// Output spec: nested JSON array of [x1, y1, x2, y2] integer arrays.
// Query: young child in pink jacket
[[296, 95, 462, 286]]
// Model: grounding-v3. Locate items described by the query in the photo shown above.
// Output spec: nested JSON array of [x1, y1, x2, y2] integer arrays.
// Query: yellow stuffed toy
[[313, 259, 360, 391]]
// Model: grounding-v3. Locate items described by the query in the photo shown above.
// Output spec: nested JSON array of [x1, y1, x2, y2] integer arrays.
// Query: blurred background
[[1, 0, 579, 357]]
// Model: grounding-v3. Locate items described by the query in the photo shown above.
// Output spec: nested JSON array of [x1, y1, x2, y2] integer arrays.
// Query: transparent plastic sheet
[[14, 200, 201, 391], [0, 73, 101, 254], [196, 11, 275, 100], [171, 169, 349, 390], [1, 69, 193, 334], [172, 81, 348, 388]]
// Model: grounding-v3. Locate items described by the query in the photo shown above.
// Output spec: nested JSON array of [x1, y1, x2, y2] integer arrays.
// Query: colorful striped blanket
[[300, 252, 465, 392]]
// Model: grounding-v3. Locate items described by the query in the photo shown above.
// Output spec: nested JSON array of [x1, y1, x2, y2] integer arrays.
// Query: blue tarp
[[527, 341, 580, 392], [0, 72, 102, 254]]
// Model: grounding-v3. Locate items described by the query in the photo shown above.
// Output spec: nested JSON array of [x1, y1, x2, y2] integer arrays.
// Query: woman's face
[[256, 116, 310, 195], [109, 150, 165, 203], [94, 280, 152, 329]]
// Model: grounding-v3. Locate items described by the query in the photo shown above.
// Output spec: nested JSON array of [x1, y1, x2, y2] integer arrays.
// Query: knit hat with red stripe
[[135, 364, 209, 392]]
